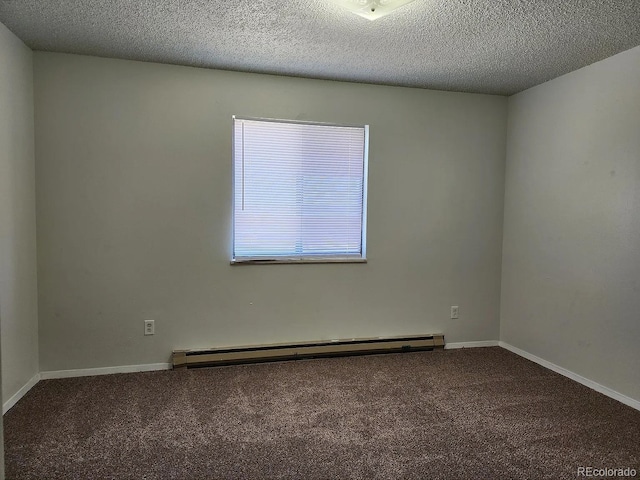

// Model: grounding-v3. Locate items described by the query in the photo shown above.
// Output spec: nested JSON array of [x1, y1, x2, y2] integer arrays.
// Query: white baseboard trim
[[40, 362, 172, 380], [3, 364, 172, 413], [445, 340, 499, 350], [3, 373, 41, 414], [499, 342, 640, 412]]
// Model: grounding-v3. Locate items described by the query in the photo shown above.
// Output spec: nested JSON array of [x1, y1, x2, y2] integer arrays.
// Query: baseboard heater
[[172, 334, 445, 369]]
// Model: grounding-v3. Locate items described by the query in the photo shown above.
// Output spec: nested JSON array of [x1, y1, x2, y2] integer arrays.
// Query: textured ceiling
[[1, 0, 639, 95]]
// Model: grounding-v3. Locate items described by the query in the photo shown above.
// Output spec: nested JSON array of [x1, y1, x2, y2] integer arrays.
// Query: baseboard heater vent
[[172, 334, 445, 369]]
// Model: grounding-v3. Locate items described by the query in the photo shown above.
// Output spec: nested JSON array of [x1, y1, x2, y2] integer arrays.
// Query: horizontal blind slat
[[233, 118, 367, 260]]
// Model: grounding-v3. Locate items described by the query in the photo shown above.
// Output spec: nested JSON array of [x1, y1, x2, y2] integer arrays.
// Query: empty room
[[1, 0, 639, 478]]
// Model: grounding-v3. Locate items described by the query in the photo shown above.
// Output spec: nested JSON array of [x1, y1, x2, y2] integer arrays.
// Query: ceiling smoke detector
[[330, 0, 418, 20]]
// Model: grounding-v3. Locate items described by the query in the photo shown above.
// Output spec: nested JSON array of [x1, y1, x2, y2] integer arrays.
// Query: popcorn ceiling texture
[[0, 0, 639, 95]]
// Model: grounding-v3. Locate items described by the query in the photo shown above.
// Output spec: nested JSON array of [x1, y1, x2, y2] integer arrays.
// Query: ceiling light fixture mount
[[330, 0, 417, 20]]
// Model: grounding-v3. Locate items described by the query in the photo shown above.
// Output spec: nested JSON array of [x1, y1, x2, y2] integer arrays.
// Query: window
[[232, 116, 368, 263]]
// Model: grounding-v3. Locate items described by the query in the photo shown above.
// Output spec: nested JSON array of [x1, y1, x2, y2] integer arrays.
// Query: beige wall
[[0, 21, 38, 414], [34, 53, 507, 372], [501, 46, 640, 401], [0, 20, 38, 477]]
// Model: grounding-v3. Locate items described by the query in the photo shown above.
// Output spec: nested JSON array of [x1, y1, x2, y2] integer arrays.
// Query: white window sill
[[231, 258, 367, 265]]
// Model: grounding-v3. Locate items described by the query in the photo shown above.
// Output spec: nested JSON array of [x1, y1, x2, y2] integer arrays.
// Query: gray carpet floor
[[4, 347, 640, 479]]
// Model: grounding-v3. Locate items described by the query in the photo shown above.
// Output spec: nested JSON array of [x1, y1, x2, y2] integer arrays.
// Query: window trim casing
[[231, 115, 369, 265]]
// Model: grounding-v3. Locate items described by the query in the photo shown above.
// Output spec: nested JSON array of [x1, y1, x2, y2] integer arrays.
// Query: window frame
[[231, 115, 369, 265]]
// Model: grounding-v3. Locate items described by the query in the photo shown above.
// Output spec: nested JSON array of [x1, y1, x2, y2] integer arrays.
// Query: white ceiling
[[1, 0, 639, 95]]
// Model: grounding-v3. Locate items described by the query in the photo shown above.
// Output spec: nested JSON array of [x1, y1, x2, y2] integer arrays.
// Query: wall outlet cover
[[144, 319, 155, 335]]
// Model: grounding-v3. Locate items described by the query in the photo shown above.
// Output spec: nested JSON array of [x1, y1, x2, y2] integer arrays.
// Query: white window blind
[[233, 117, 368, 262]]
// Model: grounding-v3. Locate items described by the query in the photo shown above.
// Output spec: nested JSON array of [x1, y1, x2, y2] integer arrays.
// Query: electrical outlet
[[144, 319, 155, 336], [450, 306, 459, 319]]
